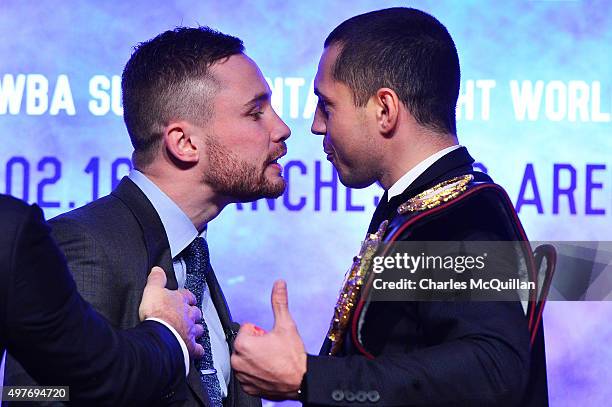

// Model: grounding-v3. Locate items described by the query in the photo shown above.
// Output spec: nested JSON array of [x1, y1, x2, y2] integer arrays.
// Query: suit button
[[345, 390, 356, 402], [332, 389, 344, 401], [356, 391, 367, 402], [367, 390, 380, 403]]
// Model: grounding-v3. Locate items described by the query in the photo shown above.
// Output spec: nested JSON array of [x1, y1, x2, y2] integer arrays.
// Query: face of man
[[199, 53, 290, 202], [311, 44, 381, 189]]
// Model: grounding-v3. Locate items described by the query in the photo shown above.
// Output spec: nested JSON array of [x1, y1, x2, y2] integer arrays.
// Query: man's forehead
[[315, 45, 340, 88], [211, 53, 259, 80], [210, 53, 270, 99]]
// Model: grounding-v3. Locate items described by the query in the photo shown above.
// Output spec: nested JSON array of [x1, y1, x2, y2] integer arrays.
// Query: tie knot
[[183, 237, 210, 276], [189, 236, 209, 255]]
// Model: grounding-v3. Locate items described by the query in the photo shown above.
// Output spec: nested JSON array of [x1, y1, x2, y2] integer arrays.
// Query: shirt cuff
[[145, 317, 190, 376]]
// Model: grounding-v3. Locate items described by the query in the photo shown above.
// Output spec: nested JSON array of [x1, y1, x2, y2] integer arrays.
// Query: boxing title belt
[[325, 174, 539, 357]]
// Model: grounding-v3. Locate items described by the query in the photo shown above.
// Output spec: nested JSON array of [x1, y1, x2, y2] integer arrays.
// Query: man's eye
[[318, 100, 329, 116], [251, 111, 264, 120]]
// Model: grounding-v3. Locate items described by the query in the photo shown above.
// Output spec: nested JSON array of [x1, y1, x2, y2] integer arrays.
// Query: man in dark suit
[[0, 194, 206, 404], [231, 8, 548, 406], [6, 27, 289, 406]]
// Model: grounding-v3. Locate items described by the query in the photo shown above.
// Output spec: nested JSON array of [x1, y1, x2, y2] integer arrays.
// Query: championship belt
[[325, 219, 388, 356], [325, 175, 474, 356], [325, 174, 544, 357]]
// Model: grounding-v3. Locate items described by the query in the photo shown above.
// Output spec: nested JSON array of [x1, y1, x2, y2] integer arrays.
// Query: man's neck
[[378, 128, 458, 190], [139, 168, 229, 232]]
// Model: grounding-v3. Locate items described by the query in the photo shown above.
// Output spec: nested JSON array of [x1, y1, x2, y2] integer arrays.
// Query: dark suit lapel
[[318, 338, 333, 356], [111, 177, 177, 289], [366, 191, 389, 234], [355, 147, 498, 353], [206, 266, 237, 348], [112, 177, 210, 406], [368, 146, 477, 234], [207, 268, 234, 407], [207, 265, 256, 407]]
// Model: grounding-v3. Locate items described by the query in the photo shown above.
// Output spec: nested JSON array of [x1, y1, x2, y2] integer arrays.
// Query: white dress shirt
[[387, 145, 462, 201]]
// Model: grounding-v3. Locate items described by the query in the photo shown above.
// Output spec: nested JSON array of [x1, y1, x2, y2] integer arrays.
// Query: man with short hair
[[231, 8, 548, 406], [7, 26, 289, 406]]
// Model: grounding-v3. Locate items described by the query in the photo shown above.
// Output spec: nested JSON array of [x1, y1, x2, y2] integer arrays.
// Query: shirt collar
[[128, 169, 205, 258], [387, 145, 462, 201]]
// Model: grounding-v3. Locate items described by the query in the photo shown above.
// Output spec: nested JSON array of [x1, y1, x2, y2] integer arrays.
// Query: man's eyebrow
[[243, 91, 271, 108], [314, 87, 331, 104]]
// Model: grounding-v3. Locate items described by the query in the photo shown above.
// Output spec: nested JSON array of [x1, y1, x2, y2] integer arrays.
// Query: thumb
[[146, 266, 167, 288], [271, 280, 292, 330]]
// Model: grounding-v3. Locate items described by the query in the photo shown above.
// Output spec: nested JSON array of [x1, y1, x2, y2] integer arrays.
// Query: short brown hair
[[122, 26, 244, 168]]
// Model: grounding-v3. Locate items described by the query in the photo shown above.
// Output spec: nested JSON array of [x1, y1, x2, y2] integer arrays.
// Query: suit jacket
[[5, 179, 261, 407], [0, 194, 185, 405], [303, 147, 548, 406]]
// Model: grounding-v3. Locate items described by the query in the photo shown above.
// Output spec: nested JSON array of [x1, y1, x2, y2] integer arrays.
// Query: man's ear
[[163, 121, 199, 164], [371, 88, 400, 136]]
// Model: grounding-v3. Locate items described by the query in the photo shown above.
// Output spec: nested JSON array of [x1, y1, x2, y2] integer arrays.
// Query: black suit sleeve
[[305, 302, 529, 406], [2, 200, 185, 405], [303, 231, 531, 406]]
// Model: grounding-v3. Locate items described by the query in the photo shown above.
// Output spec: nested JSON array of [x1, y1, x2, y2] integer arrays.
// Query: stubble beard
[[204, 136, 286, 202]]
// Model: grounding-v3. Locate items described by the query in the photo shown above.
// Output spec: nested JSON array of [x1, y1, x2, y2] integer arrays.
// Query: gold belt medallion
[[397, 174, 474, 214]]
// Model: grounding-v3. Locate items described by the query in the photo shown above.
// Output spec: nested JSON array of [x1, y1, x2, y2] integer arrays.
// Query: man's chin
[[232, 179, 286, 203], [337, 171, 374, 189], [261, 179, 286, 199]]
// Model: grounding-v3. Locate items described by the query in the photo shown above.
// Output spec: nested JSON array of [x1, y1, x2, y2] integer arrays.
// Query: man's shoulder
[[0, 196, 42, 286], [48, 193, 145, 248], [49, 178, 159, 236], [387, 174, 522, 242], [53, 190, 146, 230], [0, 196, 48, 250], [50, 194, 125, 224], [0, 194, 31, 226]]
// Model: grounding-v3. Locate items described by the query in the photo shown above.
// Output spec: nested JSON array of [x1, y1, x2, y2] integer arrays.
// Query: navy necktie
[[183, 237, 223, 407]]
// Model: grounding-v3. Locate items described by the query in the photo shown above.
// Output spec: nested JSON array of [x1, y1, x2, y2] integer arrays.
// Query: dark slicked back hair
[[122, 26, 244, 168], [324, 7, 460, 135]]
